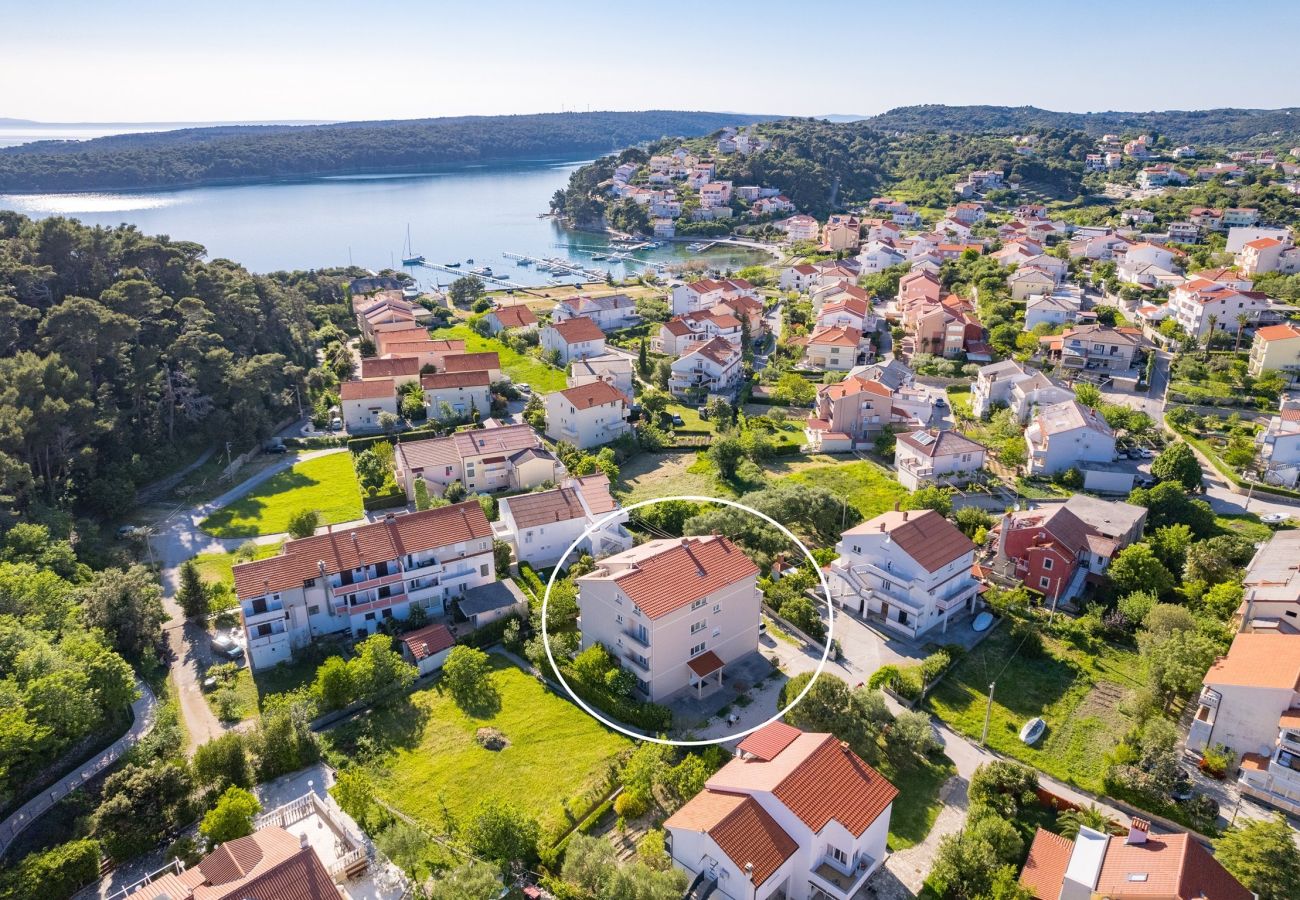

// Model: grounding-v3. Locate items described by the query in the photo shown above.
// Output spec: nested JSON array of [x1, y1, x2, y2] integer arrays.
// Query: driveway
[[149, 447, 350, 754]]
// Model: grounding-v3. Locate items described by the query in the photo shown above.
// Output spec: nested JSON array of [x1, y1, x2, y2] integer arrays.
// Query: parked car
[[211, 632, 245, 661], [263, 439, 286, 454], [1135, 474, 1158, 488], [115, 525, 139, 540], [1138, 448, 1157, 459], [671, 413, 685, 427], [329, 417, 343, 431], [516, 383, 532, 396]]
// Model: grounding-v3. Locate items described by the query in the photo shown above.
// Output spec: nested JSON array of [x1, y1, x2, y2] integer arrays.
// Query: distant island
[[0, 110, 770, 193]]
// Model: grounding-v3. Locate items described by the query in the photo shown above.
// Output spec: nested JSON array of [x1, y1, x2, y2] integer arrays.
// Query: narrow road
[[150, 447, 348, 754], [0, 680, 157, 858]]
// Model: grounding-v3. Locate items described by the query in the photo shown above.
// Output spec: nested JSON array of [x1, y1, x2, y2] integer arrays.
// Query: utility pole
[[981, 681, 996, 747]]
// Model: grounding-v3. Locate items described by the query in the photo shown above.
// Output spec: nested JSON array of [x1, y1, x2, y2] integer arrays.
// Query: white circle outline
[[540, 494, 834, 746]]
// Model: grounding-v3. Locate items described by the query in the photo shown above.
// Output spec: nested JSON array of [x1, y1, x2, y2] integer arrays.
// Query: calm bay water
[[0, 161, 767, 285]]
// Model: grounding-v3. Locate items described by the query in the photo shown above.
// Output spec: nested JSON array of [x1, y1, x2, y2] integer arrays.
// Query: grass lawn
[[205, 667, 260, 722], [945, 385, 973, 420], [878, 754, 956, 851], [926, 621, 1145, 795], [193, 541, 284, 609], [430, 323, 568, 392], [199, 452, 362, 538], [1214, 513, 1274, 543], [322, 655, 631, 840], [616, 452, 727, 504], [786, 459, 908, 520]]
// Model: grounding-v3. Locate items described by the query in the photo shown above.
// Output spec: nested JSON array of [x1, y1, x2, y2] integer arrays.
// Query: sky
[[5, 0, 1300, 123]]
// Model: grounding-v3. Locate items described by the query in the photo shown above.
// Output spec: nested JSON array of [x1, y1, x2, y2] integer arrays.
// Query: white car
[[211, 632, 245, 661]]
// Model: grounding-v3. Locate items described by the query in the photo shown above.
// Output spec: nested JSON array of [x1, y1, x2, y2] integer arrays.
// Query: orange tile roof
[[823, 374, 891, 400], [421, 371, 491, 389], [687, 650, 725, 677], [339, 378, 395, 401], [442, 351, 500, 373], [1255, 323, 1300, 342], [489, 305, 538, 328], [737, 721, 802, 761], [664, 791, 796, 887], [606, 536, 759, 620], [1203, 632, 1300, 690], [233, 501, 491, 598], [1094, 832, 1252, 900], [130, 827, 338, 900], [844, 509, 975, 573], [549, 316, 605, 343], [400, 623, 455, 661], [556, 380, 629, 410], [805, 325, 863, 348], [504, 485, 587, 528], [1020, 828, 1074, 900], [360, 357, 420, 380]]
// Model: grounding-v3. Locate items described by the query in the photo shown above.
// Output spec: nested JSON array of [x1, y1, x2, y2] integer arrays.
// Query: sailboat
[[401, 224, 425, 266]]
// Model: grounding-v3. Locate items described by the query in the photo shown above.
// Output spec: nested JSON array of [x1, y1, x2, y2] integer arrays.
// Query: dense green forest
[[0, 111, 764, 192], [866, 105, 1300, 146], [553, 118, 1090, 222], [0, 212, 361, 522]]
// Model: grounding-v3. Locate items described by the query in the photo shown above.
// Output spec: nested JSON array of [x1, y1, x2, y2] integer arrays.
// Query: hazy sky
[[6, 0, 1300, 122]]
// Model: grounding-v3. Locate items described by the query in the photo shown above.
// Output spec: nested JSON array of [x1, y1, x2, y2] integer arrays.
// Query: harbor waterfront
[[0, 158, 770, 281]]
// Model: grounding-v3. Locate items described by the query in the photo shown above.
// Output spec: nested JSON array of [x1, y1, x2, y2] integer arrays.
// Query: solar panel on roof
[[915, 432, 936, 445]]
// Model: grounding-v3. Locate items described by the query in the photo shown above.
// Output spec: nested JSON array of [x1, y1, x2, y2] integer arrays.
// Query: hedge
[[458, 613, 517, 650], [363, 491, 408, 512], [561, 669, 673, 734]]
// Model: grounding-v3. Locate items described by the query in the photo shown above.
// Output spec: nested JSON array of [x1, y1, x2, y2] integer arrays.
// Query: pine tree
[[637, 338, 649, 377], [177, 560, 209, 620]]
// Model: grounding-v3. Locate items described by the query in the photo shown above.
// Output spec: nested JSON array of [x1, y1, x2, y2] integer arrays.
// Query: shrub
[[200, 786, 261, 845], [613, 791, 649, 819]]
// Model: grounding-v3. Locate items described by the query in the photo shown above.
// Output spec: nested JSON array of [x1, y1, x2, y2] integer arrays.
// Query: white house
[[576, 535, 761, 702], [544, 381, 631, 449], [1023, 290, 1082, 330], [541, 316, 607, 364], [893, 429, 987, 491], [339, 378, 398, 433], [482, 305, 539, 335], [970, 359, 1033, 418], [1257, 402, 1300, 487], [669, 336, 742, 398], [421, 371, 492, 421], [665, 721, 897, 900], [671, 278, 759, 316], [394, 422, 564, 499], [1008, 266, 1057, 301], [1168, 278, 1275, 339], [493, 474, 632, 568], [231, 502, 495, 670], [779, 264, 819, 293], [856, 240, 905, 274], [552, 294, 639, 331], [782, 215, 820, 242], [1024, 400, 1116, 475], [827, 509, 981, 638], [568, 352, 635, 397]]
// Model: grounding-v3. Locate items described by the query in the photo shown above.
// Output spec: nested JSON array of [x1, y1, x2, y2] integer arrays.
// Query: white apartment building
[[551, 294, 639, 331], [492, 474, 631, 569], [665, 721, 897, 900], [894, 429, 987, 491], [671, 278, 759, 316], [1024, 400, 1116, 475], [339, 379, 398, 433], [544, 381, 631, 449], [232, 503, 495, 670], [827, 509, 980, 638], [394, 422, 565, 499], [540, 316, 607, 364], [569, 352, 635, 397], [421, 371, 491, 421], [1168, 278, 1276, 340], [576, 535, 761, 702], [669, 336, 743, 399]]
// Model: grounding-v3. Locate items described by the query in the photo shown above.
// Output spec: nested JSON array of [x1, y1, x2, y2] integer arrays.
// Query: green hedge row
[[561, 670, 673, 734], [362, 491, 408, 512]]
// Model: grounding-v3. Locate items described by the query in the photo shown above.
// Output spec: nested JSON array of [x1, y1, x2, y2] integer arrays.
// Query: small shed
[[458, 580, 529, 629], [399, 623, 456, 676]]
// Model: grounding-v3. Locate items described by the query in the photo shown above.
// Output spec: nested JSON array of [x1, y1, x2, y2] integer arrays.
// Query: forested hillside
[[866, 104, 1300, 146], [0, 212, 359, 520], [0, 111, 764, 192]]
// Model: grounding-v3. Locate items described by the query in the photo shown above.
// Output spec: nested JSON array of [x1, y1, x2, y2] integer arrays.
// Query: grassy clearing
[[945, 385, 973, 420], [199, 452, 362, 538], [878, 754, 956, 851], [430, 323, 568, 392], [785, 458, 909, 520], [1214, 513, 1273, 543], [616, 452, 727, 504], [926, 622, 1145, 795], [193, 542, 284, 589], [322, 656, 631, 838]]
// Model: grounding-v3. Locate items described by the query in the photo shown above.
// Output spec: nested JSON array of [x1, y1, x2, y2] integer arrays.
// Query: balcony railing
[[330, 570, 404, 598], [623, 652, 651, 677], [622, 629, 651, 651], [809, 850, 876, 899]]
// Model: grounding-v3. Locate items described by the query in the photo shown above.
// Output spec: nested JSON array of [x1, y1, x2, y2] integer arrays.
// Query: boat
[[402, 286, 420, 300], [400, 224, 424, 265], [1019, 717, 1046, 745], [470, 266, 493, 276], [972, 611, 994, 632], [444, 261, 461, 268], [467, 258, 475, 264]]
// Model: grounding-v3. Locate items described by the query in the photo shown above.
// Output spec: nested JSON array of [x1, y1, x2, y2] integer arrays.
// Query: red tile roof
[[421, 370, 491, 389], [555, 380, 629, 410], [442, 351, 500, 373], [603, 536, 759, 620], [130, 827, 338, 900], [503, 485, 588, 528], [687, 650, 725, 677], [804, 325, 863, 348], [1020, 828, 1074, 900], [489, 305, 538, 328], [549, 316, 606, 343], [1255, 323, 1300, 342], [340, 378, 395, 401], [360, 357, 420, 379], [664, 792, 797, 888], [737, 721, 802, 761], [400, 623, 455, 661], [844, 509, 975, 573], [233, 501, 491, 598], [1094, 832, 1252, 900], [1203, 632, 1300, 690]]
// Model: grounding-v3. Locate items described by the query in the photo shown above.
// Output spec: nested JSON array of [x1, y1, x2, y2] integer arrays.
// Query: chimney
[[744, 862, 753, 880], [385, 513, 396, 523], [894, 500, 901, 512], [840, 740, 850, 753], [299, 831, 309, 850], [902, 510, 909, 522], [1127, 817, 1149, 845]]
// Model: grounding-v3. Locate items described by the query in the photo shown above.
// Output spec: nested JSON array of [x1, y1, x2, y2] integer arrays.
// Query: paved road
[[0, 679, 157, 858], [149, 447, 349, 754]]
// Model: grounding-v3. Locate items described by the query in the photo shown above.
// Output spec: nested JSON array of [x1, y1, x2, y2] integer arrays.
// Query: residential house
[[544, 381, 631, 449], [441, 351, 502, 383], [231, 502, 495, 668], [1250, 323, 1300, 383], [656, 308, 744, 356], [1008, 266, 1057, 301], [994, 239, 1044, 267], [1167, 221, 1201, 244], [752, 195, 795, 216], [1050, 324, 1141, 372], [1069, 232, 1131, 261], [671, 278, 759, 316], [1120, 208, 1155, 225], [779, 264, 819, 293], [816, 294, 874, 333], [828, 509, 981, 637], [374, 325, 435, 356], [1137, 164, 1188, 188], [669, 336, 743, 399], [552, 294, 639, 331], [359, 356, 420, 388], [421, 371, 491, 421], [1189, 266, 1254, 290], [1237, 529, 1300, 629], [1237, 236, 1300, 276], [894, 429, 987, 491], [1008, 371, 1075, 424], [856, 240, 905, 274], [1024, 400, 1116, 475], [971, 359, 1034, 418], [482, 304, 539, 335], [1168, 278, 1276, 339], [809, 279, 868, 315], [803, 374, 894, 452], [339, 379, 398, 433], [399, 623, 456, 676], [1226, 225, 1292, 252], [782, 215, 820, 242], [569, 352, 635, 396], [700, 182, 733, 207], [1020, 821, 1251, 900], [576, 535, 761, 701], [1020, 253, 1069, 284], [355, 290, 416, 341], [995, 495, 1146, 603], [665, 721, 897, 900], [1024, 290, 1083, 330], [798, 325, 865, 371], [394, 422, 564, 499], [1188, 631, 1300, 817], [898, 269, 942, 305], [1256, 401, 1300, 487], [541, 316, 607, 364], [493, 474, 631, 568], [949, 201, 987, 224]]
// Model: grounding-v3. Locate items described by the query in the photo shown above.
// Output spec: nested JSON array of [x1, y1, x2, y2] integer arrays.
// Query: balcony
[[241, 599, 284, 623], [622, 628, 651, 651], [623, 652, 651, 677], [330, 570, 404, 599], [809, 850, 877, 899]]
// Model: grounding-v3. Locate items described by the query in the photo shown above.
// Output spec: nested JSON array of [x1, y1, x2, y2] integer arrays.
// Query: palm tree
[[1234, 313, 1250, 351], [1205, 314, 1218, 359], [1058, 803, 1117, 839]]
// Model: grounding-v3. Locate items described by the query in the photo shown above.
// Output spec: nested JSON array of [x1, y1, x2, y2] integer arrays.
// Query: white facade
[[544, 382, 631, 449], [493, 476, 632, 568], [1024, 400, 1116, 475]]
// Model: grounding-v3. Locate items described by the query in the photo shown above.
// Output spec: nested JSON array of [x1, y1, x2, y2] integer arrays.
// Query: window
[[690, 642, 707, 657], [1042, 558, 1053, 571], [830, 846, 849, 866], [691, 598, 707, 611], [480, 564, 489, 577], [691, 620, 706, 634], [616, 614, 624, 625], [713, 603, 721, 614], [1039, 577, 1050, 589], [365, 612, 376, 621], [308, 605, 320, 616]]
